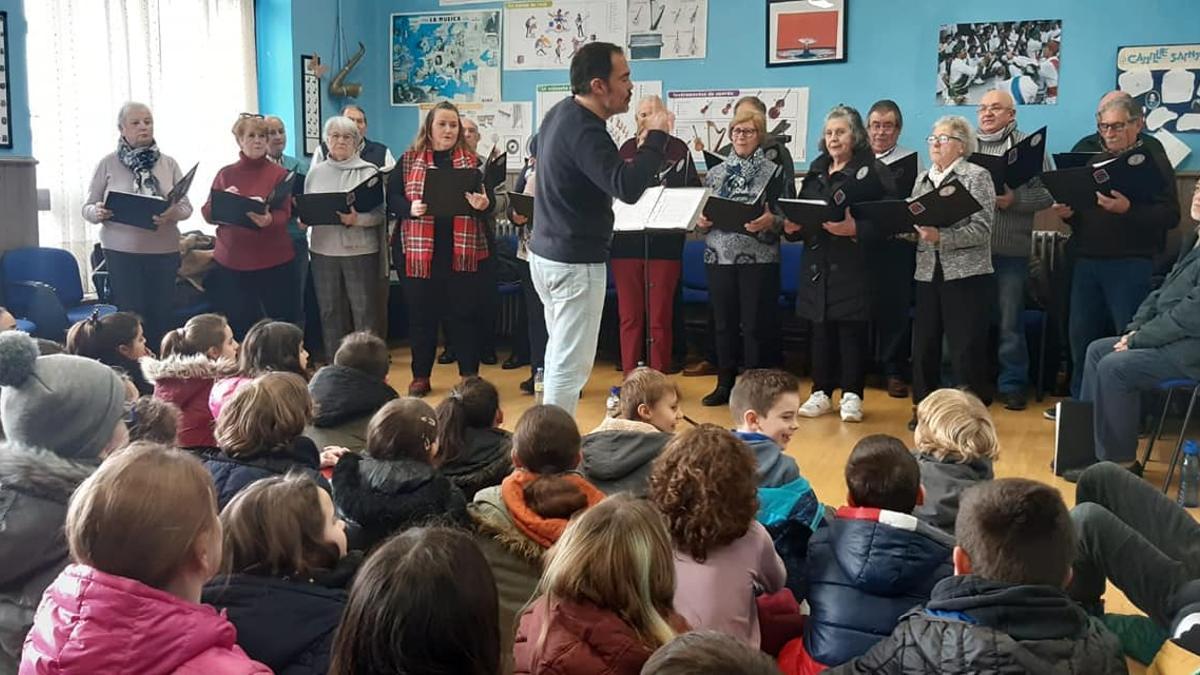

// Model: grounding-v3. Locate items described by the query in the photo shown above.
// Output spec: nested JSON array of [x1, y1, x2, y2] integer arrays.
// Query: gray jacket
[[1127, 230, 1200, 379], [913, 160, 996, 282], [975, 127, 1054, 258]]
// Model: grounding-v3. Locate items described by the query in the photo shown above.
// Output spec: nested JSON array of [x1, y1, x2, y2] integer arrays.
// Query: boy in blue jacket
[[730, 369, 802, 487]]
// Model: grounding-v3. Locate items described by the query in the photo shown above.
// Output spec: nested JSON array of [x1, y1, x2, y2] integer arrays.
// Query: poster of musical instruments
[[627, 0, 707, 61], [667, 87, 809, 164], [504, 0, 627, 71], [535, 81, 663, 148], [422, 101, 534, 170], [390, 10, 502, 106]]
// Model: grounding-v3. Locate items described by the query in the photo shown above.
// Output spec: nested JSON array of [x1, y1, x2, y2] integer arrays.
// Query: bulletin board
[[1116, 44, 1200, 134]]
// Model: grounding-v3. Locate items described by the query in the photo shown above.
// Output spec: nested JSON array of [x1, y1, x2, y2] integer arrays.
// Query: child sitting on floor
[[307, 331, 398, 453], [911, 388, 999, 535], [582, 367, 679, 495], [434, 376, 512, 500], [66, 310, 153, 395], [730, 369, 802, 488], [210, 319, 308, 420]]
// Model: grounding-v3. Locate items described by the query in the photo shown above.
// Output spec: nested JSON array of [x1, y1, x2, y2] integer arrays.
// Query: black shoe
[[480, 351, 498, 366], [1043, 406, 1057, 421], [437, 349, 457, 365], [1001, 391, 1028, 411], [1128, 461, 1145, 478], [519, 376, 535, 395], [1061, 466, 1090, 484], [907, 410, 918, 432], [502, 355, 529, 370], [701, 385, 731, 407]]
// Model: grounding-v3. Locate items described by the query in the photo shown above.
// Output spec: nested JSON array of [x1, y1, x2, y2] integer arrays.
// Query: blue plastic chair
[[1, 247, 117, 339], [1134, 378, 1200, 492], [681, 239, 708, 305], [778, 242, 804, 309], [14, 318, 36, 333]]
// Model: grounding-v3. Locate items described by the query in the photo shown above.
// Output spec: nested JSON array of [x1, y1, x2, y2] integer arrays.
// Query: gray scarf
[[976, 120, 1016, 145]]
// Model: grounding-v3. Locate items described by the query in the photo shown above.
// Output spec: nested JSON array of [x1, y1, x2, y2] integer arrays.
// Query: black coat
[[791, 148, 895, 323], [200, 553, 362, 675], [331, 453, 469, 551], [439, 427, 513, 501], [201, 437, 328, 510], [308, 365, 397, 429], [827, 575, 1126, 674]]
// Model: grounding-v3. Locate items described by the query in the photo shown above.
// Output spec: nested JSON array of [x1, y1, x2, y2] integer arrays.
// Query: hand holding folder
[[103, 162, 198, 230], [849, 179, 983, 234], [295, 171, 386, 226], [1043, 146, 1167, 211], [701, 195, 768, 235], [508, 192, 534, 225], [422, 167, 484, 217], [966, 126, 1048, 194]]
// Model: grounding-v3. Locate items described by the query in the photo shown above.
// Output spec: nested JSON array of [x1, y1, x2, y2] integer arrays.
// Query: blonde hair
[[232, 115, 270, 139], [730, 109, 766, 138], [618, 367, 679, 421], [536, 494, 677, 652], [215, 372, 313, 457], [914, 388, 999, 463], [66, 442, 218, 590]]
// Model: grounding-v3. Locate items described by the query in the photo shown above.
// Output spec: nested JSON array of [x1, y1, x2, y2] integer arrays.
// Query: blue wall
[[0, 0, 30, 156], [267, 0, 1200, 169]]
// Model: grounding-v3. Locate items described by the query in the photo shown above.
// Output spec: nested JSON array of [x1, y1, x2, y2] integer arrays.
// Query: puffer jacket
[[331, 453, 468, 551], [513, 597, 659, 675], [21, 564, 270, 674], [913, 453, 993, 536], [784, 507, 954, 672], [757, 477, 825, 600], [201, 553, 362, 675], [141, 354, 237, 449], [581, 417, 671, 495], [440, 427, 514, 500], [734, 431, 801, 488], [208, 375, 252, 422], [825, 575, 1126, 674], [200, 437, 327, 509], [0, 445, 96, 675], [1127, 231, 1200, 380], [306, 365, 397, 453]]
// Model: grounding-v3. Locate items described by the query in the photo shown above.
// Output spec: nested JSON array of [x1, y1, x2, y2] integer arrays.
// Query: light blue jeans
[[530, 252, 607, 416]]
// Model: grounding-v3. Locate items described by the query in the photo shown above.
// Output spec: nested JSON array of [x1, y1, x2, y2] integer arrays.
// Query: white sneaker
[[840, 393, 864, 423], [798, 391, 833, 418]]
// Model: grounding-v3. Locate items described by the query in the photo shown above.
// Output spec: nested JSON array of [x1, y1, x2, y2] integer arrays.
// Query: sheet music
[[613, 186, 708, 231], [614, 186, 664, 231]]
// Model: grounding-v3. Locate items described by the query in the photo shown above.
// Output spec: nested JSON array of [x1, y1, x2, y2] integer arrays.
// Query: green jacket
[[1128, 230, 1200, 378]]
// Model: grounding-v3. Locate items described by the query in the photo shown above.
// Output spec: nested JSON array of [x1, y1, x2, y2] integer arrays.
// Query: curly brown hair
[[648, 424, 758, 562]]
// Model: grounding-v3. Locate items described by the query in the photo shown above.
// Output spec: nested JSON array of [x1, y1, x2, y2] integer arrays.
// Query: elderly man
[[1066, 181, 1200, 480], [265, 116, 310, 326], [864, 99, 922, 398], [974, 90, 1053, 411], [310, 104, 395, 170], [1049, 92, 1179, 415]]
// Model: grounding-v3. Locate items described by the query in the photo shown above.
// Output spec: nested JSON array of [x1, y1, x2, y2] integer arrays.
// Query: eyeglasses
[[239, 112, 264, 119], [976, 104, 1012, 114], [1097, 122, 1129, 133], [730, 127, 758, 137], [926, 134, 965, 145], [868, 121, 897, 131]]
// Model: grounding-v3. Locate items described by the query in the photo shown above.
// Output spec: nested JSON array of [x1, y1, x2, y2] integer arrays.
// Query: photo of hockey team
[[937, 19, 1061, 106]]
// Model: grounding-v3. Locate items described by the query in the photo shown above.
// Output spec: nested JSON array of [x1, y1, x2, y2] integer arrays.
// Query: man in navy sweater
[[529, 42, 671, 414]]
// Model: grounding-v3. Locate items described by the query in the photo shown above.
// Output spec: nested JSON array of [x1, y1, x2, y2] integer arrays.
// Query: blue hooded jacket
[[734, 431, 801, 488]]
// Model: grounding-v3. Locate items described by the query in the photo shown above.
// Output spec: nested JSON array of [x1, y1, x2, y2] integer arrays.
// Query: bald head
[[977, 89, 1016, 135]]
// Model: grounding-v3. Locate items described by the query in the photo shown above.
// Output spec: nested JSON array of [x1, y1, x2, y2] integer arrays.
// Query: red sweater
[[202, 153, 294, 271]]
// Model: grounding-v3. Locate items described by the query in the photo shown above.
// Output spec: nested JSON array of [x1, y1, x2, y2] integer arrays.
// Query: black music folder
[[422, 167, 483, 217], [1043, 146, 1167, 209], [294, 172, 385, 225], [1041, 167, 1106, 211], [702, 195, 765, 234], [777, 198, 846, 228], [850, 179, 983, 233], [508, 192, 534, 223], [881, 151, 919, 198], [702, 150, 725, 171], [483, 151, 507, 191], [1053, 152, 1100, 170], [103, 162, 198, 230], [1053, 400, 1095, 476], [966, 126, 1047, 194]]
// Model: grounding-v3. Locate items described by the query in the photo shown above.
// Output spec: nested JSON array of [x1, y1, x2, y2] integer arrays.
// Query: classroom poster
[[390, 11, 502, 106], [1117, 44, 1200, 135], [627, 0, 707, 61], [536, 81, 663, 148], [667, 87, 810, 164], [504, 0, 627, 71], [421, 101, 534, 169]]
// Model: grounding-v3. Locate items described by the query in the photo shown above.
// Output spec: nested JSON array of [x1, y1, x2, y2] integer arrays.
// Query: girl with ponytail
[[66, 310, 152, 395], [434, 376, 512, 499]]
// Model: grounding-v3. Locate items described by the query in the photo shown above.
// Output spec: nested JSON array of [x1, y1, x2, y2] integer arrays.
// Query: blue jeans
[[1080, 336, 1186, 462], [993, 255, 1030, 394], [529, 253, 607, 416], [1069, 257, 1152, 397]]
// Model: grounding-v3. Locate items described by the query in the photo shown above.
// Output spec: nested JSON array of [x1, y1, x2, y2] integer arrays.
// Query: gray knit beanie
[[0, 331, 127, 459]]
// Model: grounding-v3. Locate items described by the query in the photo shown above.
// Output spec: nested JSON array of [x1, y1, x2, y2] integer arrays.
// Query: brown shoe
[[408, 378, 431, 397], [683, 360, 719, 377], [887, 377, 909, 399]]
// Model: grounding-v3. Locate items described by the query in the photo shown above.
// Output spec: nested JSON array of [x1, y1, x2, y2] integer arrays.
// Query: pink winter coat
[[20, 564, 270, 675], [208, 376, 252, 422]]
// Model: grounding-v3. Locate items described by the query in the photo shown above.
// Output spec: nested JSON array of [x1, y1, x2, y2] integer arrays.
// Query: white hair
[[1097, 95, 1143, 121], [117, 102, 151, 128], [933, 115, 977, 155], [323, 115, 361, 143]]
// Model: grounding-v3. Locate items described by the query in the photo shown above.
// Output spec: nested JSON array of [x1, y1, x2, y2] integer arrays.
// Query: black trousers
[[207, 260, 300, 340], [865, 238, 916, 380], [520, 258, 547, 375], [103, 249, 180, 351], [443, 256, 501, 357], [811, 320, 869, 398], [404, 270, 488, 379], [912, 266, 994, 405], [707, 263, 780, 387]]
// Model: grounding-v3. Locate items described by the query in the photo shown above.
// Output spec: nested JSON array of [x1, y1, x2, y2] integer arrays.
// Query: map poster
[[627, 0, 707, 61], [421, 101, 534, 169], [391, 11, 502, 106], [504, 0, 627, 71], [536, 81, 663, 148], [667, 87, 810, 165]]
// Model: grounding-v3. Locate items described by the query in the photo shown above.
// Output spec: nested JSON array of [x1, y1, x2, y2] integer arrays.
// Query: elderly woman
[[302, 115, 388, 357], [784, 105, 895, 423], [696, 109, 787, 407], [201, 113, 297, 339], [612, 95, 701, 374], [83, 102, 192, 348], [388, 101, 493, 397], [909, 115, 997, 424]]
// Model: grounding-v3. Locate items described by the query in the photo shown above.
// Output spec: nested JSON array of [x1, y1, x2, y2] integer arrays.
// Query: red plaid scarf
[[400, 147, 490, 279]]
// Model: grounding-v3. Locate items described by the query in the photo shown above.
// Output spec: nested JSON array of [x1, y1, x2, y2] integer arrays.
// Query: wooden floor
[[386, 345, 1196, 625]]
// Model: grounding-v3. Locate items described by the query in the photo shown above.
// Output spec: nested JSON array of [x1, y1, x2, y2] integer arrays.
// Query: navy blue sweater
[[529, 97, 669, 263]]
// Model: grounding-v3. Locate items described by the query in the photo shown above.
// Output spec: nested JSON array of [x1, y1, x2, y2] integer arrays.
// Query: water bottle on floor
[[606, 386, 622, 418], [533, 368, 545, 405], [1179, 440, 1200, 508]]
